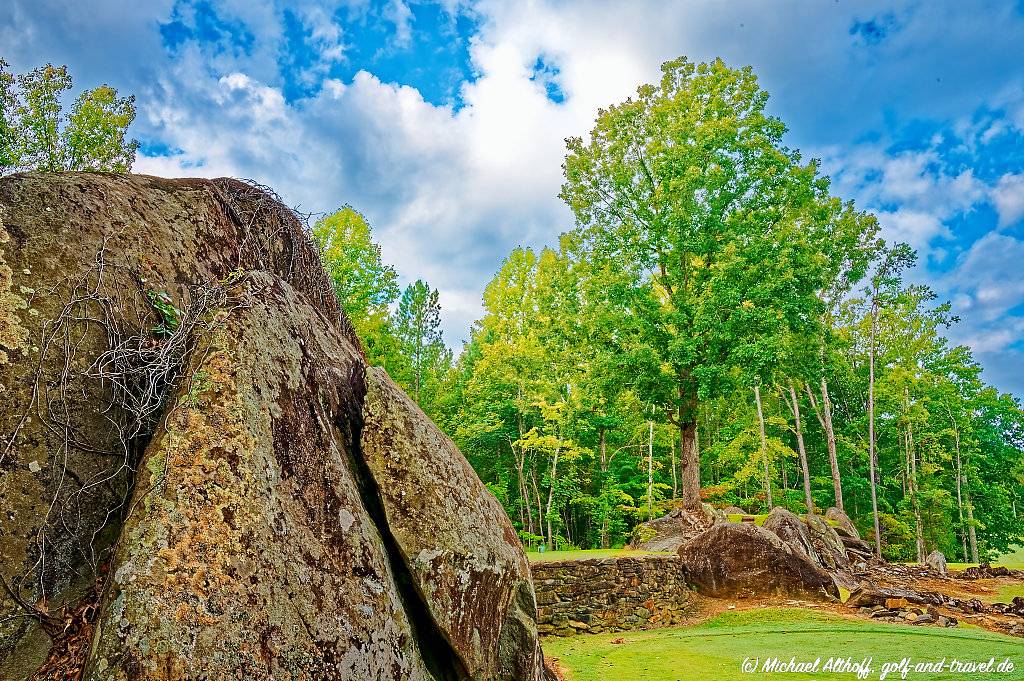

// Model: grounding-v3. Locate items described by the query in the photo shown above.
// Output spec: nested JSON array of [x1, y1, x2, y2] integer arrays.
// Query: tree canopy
[[435, 57, 1023, 560], [1, 60, 137, 174]]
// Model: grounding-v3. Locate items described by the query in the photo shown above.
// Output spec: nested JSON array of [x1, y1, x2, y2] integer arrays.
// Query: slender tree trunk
[[599, 427, 607, 475], [531, 465, 544, 545], [513, 443, 531, 535], [949, 412, 969, 562], [965, 478, 979, 563], [754, 384, 774, 509], [807, 379, 843, 511], [786, 381, 814, 515], [598, 426, 609, 548], [647, 420, 654, 520], [905, 408, 925, 563], [680, 420, 699, 508], [545, 443, 561, 548], [670, 438, 677, 500], [868, 301, 882, 557], [957, 470, 969, 564]]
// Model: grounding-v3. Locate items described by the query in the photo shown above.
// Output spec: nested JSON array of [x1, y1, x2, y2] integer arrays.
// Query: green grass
[[526, 548, 670, 563], [989, 583, 1024, 604], [997, 545, 1024, 569], [909, 545, 1024, 571], [545, 608, 1024, 681], [726, 513, 768, 525]]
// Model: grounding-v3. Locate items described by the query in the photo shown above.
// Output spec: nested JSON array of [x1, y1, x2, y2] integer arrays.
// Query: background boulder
[[629, 504, 724, 552], [825, 507, 860, 540], [925, 550, 948, 575], [678, 522, 839, 600]]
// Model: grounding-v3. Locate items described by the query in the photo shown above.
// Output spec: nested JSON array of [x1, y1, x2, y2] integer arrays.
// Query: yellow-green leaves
[[0, 60, 137, 174]]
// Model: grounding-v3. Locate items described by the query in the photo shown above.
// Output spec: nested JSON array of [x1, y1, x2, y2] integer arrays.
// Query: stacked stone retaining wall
[[530, 555, 696, 636]]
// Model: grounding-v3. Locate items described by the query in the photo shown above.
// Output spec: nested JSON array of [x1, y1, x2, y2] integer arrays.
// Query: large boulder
[[762, 508, 819, 563], [761, 508, 851, 578], [678, 523, 839, 600], [804, 514, 851, 573], [825, 507, 860, 540], [0, 173, 548, 680], [629, 504, 724, 552], [361, 367, 545, 679]]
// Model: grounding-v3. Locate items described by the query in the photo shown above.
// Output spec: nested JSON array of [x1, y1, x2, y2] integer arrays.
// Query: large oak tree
[[561, 57, 873, 507]]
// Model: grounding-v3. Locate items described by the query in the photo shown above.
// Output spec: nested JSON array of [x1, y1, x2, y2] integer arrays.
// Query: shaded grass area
[[727, 513, 768, 525], [946, 545, 1024, 571], [526, 549, 670, 563], [997, 545, 1024, 569], [990, 583, 1024, 603], [545, 608, 1024, 681]]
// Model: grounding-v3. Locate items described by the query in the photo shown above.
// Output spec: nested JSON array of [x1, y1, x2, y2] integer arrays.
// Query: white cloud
[[821, 146, 987, 255], [943, 233, 1024, 363], [5, 0, 1024, 393], [384, 0, 414, 49], [992, 173, 1024, 227]]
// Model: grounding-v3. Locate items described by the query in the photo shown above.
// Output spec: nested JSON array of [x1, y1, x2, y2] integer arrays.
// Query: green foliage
[[147, 290, 182, 337], [394, 279, 450, 410], [313, 205, 453, 415], [437, 56, 1022, 562], [312, 206, 398, 328], [0, 59, 137, 173]]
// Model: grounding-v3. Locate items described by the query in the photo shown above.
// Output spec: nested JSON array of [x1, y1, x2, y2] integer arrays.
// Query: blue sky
[[3, 0, 1024, 395]]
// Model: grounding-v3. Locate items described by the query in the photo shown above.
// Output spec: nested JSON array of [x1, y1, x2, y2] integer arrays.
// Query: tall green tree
[[394, 279, 448, 405], [561, 57, 870, 508], [864, 242, 917, 555], [312, 205, 406, 374], [0, 60, 137, 173], [313, 206, 399, 326]]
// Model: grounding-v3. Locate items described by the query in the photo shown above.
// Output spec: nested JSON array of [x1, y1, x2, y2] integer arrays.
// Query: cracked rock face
[[361, 367, 546, 681], [0, 173, 547, 680]]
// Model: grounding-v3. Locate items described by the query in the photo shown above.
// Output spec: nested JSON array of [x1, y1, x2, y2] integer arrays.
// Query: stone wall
[[531, 555, 696, 636]]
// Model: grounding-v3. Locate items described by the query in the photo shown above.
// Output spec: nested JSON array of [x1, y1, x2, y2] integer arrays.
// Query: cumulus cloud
[[4, 0, 1024, 395], [992, 173, 1024, 227], [821, 146, 987, 255]]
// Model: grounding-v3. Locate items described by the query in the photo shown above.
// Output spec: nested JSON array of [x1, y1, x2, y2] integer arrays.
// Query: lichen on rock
[[0, 173, 549, 681], [0, 218, 29, 370]]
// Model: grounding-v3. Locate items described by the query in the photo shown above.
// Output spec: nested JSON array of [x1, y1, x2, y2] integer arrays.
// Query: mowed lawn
[[545, 608, 1024, 681]]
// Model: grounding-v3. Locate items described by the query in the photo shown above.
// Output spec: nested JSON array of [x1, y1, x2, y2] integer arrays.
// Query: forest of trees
[[5, 58, 1020, 565], [321, 58, 1023, 564]]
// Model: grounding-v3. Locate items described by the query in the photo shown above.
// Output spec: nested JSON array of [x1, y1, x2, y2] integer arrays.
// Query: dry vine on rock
[[1, 237, 245, 631]]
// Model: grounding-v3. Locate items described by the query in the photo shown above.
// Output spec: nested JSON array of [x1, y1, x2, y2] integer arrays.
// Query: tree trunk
[[545, 444, 561, 548], [905, 407, 925, 563], [678, 387, 700, 509], [531, 465, 544, 545], [786, 381, 814, 515], [670, 438, 677, 500], [646, 420, 654, 520], [868, 301, 882, 557], [754, 384, 774, 509], [949, 412, 969, 562], [514, 442, 533, 536], [680, 420, 699, 509], [599, 426, 609, 548], [965, 477, 979, 563], [807, 379, 843, 511]]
